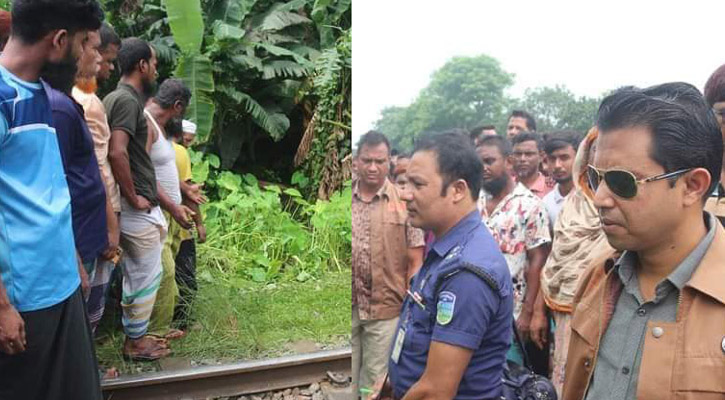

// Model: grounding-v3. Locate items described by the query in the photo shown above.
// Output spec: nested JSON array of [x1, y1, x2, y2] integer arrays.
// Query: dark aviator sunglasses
[[586, 165, 692, 199]]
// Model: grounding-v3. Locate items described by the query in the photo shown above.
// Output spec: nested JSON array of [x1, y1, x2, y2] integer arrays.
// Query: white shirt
[[543, 184, 567, 227]]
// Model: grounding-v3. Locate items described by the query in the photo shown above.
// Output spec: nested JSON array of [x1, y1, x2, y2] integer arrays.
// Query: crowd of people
[[0, 1, 208, 399], [353, 72, 725, 398]]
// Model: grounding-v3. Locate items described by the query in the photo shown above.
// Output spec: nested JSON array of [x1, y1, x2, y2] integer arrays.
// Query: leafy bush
[[196, 167, 350, 287]]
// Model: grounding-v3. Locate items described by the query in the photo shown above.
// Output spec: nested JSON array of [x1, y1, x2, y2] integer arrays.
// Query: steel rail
[[102, 347, 351, 400]]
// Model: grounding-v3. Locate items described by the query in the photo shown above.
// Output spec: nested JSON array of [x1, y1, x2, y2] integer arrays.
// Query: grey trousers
[[351, 306, 399, 399]]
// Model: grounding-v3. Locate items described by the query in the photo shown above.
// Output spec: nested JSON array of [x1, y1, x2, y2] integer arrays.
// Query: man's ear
[[682, 167, 712, 207], [449, 179, 470, 204], [47, 29, 69, 61]]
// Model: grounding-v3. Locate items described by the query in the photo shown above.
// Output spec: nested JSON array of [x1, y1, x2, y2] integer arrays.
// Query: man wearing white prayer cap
[[181, 119, 197, 148]]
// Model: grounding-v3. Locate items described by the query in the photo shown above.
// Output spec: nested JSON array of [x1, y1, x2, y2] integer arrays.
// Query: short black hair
[[165, 117, 183, 140], [414, 129, 483, 201], [11, 0, 104, 44], [509, 110, 537, 131], [704, 64, 725, 107], [477, 135, 512, 158], [544, 130, 584, 155], [511, 131, 543, 151], [99, 22, 121, 51], [470, 125, 496, 140], [597, 82, 722, 196], [154, 78, 191, 110], [356, 130, 390, 156], [117, 37, 152, 76]]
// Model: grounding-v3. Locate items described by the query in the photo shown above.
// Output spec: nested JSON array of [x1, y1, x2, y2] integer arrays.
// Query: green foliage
[[373, 54, 605, 153], [102, 0, 351, 189], [197, 169, 351, 286], [375, 55, 514, 152], [175, 53, 217, 139], [516, 85, 601, 133], [163, 0, 204, 54], [295, 28, 351, 199]]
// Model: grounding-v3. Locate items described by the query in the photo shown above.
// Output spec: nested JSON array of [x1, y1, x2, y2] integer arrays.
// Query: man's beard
[[553, 174, 573, 185], [40, 47, 77, 94], [141, 77, 157, 99], [482, 174, 509, 197]]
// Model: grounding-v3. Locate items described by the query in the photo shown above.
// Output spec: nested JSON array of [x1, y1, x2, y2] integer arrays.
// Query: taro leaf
[[265, 185, 281, 194], [174, 54, 215, 139], [249, 267, 267, 282], [243, 173, 259, 187], [218, 171, 243, 192], [163, 0, 204, 54], [207, 154, 221, 168], [192, 160, 210, 183]]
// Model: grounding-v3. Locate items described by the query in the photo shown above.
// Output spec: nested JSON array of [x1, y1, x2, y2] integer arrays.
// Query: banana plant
[[164, 0, 216, 139]]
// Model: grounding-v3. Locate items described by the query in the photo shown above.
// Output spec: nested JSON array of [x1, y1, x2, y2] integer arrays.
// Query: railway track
[[102, 348, 351, 400]]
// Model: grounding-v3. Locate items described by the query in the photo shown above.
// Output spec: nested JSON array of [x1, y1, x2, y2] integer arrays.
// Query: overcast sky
[[353, 0, 725, 144]]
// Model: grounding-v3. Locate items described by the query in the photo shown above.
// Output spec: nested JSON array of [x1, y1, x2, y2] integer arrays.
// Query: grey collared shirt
[[585, 213, 717, 400]]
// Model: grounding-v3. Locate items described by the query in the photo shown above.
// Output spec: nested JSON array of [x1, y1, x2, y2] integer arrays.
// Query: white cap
[[182, 120, 197, 135]]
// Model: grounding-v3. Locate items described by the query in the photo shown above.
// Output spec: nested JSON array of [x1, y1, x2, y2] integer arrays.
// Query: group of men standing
[[354, 71, 725, 399], [0, 1, 205, 399]]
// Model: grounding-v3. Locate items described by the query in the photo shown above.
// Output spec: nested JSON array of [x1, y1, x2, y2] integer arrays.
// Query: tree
[[374, 54, 514, 152], [101, 0, 351, 196], [516, 85, 601, 134]]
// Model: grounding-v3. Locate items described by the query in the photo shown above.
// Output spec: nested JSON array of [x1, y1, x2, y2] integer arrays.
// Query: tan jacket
[[563, 221, 725, 400], [364, 179, 412, 319]]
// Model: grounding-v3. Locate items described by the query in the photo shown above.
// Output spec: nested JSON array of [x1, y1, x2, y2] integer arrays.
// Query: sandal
[[164, 328, 185, 340], [99, 367, 120, 380], [122, 337, 171, 361], [148, 328, 185, 341]]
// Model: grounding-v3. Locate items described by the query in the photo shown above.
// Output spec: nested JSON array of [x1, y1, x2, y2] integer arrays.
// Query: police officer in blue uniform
[[383, 131, 513, 400]]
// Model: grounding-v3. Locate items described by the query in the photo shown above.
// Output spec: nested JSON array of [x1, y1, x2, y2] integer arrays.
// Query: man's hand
[[530, 310, 549, 350], [131, 195, 152, 211], [102, 224, 120, 261], [78, 257, 90, 299], [186, 183, 207, 205], [197, 224, 207, 244], [0, 304, 26, 355], [516, 309, 533, 343], [171, 204, 195, 229], [367, 374, 392, 400]]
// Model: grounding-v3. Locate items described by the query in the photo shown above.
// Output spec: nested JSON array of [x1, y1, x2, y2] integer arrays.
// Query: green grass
[[95, 271, 351, 374]]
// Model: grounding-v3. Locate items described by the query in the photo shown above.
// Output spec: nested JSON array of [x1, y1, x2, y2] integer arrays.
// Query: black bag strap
[[511, 319, 533, 371]]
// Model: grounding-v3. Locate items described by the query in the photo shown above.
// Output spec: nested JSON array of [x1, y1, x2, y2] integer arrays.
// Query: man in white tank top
[[143, 79, 194, 341]]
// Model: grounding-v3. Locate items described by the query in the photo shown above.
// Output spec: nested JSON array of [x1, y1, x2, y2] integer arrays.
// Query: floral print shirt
[[478, 183, 551, 317]]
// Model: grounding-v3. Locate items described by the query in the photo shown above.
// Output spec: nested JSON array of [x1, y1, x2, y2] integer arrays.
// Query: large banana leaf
[[210, 0, 259, 26], [163, 0, 204, 54], [217, 85, 289, 140], [175, 54, 216, 139], [262, 60, 310, 79]]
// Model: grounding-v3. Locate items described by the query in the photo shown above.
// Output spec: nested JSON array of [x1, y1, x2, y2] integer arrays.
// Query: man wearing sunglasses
[[703, 63, 725, 226], [562, 82, 725, 400]]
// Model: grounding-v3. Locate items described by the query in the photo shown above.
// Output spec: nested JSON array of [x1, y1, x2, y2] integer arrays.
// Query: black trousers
[[173, 238, 198, 329], [0, 287, 102, 400]]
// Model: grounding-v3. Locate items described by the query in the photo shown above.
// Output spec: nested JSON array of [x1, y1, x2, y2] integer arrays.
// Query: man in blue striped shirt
[[0, 1, 105, 399]]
